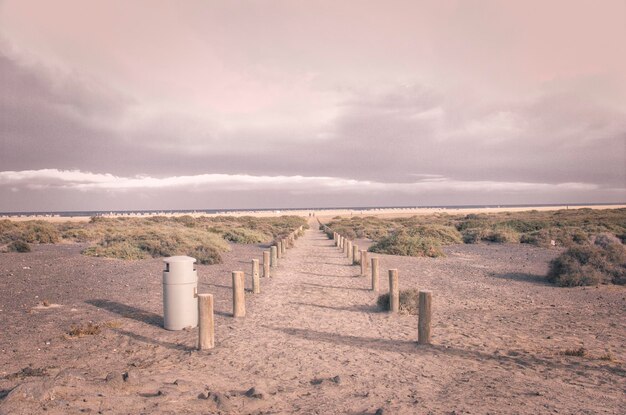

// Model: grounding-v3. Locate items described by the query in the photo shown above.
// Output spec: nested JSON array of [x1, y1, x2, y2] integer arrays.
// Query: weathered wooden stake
[[252, 259, 260, 294], [340, 236, 344, 249], [360, 250, 368, 276], [277, 241, 283, 258], [371, 257, 379, 291], [270, 246, 278, 268], [345, 240, 351, 258], [232, 271, 245, 317], [263, 251, 271, 278], [389, 269, 399, 313], [352, 244, 359, 265], [418, 290, 432, 345], [281, 239, 286, 254], [198, 294, 214, 350]]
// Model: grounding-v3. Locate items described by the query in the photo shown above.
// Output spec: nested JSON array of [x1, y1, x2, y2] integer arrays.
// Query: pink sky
[[0, 0, 624, 210]]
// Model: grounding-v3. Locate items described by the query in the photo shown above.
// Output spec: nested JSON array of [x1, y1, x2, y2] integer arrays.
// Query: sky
[[1, 0, 625, 212]]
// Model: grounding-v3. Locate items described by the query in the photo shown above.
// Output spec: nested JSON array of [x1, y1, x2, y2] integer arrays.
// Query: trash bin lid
[[163, 255, 197, 264]]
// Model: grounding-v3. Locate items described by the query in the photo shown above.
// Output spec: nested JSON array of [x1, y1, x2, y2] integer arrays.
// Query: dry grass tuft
[[68, 322, 102, 337], [559, 347, 586, 357]]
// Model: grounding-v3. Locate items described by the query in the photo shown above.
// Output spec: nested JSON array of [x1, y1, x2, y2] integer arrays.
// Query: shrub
[[0, 220, 60, 244], [223, 228, 270, 244], [376, 288, 420, 314], [189, 245, 222, 265], [483, 226, 520, 243], [547, 238, 626, 286], [82, 242, 146, 260], [369, 230, 444, 258], [8, 240, 31, 253]]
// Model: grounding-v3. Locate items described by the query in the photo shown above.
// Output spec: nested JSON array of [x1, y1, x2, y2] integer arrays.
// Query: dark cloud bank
[[1, 50, 624, 211]]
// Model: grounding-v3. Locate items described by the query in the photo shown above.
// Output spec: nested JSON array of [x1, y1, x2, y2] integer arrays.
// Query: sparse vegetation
[[0, 215, 308, 263], [323, 209, 626, 261], [0, 220, 60, 245], [376, 288, 420, 314]]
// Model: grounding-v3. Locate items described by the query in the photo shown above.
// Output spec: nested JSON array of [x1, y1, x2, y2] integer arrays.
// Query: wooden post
[[252, 259, 260, 294], [345, 240, 351, 257], [360, 250, 368, 276], [270, 246, 278, 268], [281, 239, 286, 254], [418, 290, 432, 345], [232, 271, 245, 317], [371, 257, 379, 291], [339, 236, 344, 249], [198, 294, 214, 350], [352, 244, 359, 265], [277, 241, 283, 258], [389, 269, 399, 313], [263, 251, 271, 278]]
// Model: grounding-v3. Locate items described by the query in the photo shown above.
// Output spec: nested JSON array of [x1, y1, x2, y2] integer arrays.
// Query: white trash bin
[[162, 256, 198, 330]]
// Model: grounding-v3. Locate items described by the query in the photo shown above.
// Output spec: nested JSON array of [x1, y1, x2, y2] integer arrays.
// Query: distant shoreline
[[1, 203, 624, 222]]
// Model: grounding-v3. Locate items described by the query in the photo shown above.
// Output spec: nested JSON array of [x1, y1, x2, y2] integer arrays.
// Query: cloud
[[0, 169, 609, 196]]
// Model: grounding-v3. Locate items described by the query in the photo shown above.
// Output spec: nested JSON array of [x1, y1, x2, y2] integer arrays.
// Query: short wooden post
[[345, 240, 351, 257], [277, 241, 283, 258], [281, 239, 286, 254], [270, 246, 278, 268], [352, 244, 359, 265], [389, 269, 399, 313], [418, 290, 432, 345], [232, 271, 245, 317], [371, 257, 379, 291], [263, 251, 271, 278], [339, 236, 344, 249], [198, 294, 214, 350], [360, 250, 368, 276], [252, 259, 260, 294]]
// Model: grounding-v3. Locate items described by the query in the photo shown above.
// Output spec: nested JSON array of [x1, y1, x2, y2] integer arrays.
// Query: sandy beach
[[1, 219, 624, 414], [2, 204, 625, 223]]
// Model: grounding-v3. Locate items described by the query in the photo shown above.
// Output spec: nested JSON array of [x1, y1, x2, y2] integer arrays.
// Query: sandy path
[[133, 222, 625, 414], [1, 222, 625, 414]]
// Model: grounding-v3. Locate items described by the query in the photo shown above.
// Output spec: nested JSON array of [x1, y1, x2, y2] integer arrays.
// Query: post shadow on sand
[[490, 272, 551, 286], [86, 299, 163, 328], [302, 282, 371, 292], [265, 326, 625, 377], [289, 301, 379, 313], [299, 270, 362, 278], [112, 328, 195, 352]]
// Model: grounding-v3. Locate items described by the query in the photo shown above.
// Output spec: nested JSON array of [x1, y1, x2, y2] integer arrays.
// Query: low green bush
[[222, 228, 270, 244], [376, 288, 420, 314], [547, 235, 626, 286], [369, 230, 444, 258], [8, 240, 31, 253]]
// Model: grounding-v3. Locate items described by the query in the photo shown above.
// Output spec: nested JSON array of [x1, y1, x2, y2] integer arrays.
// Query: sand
[[2, 204, 625, 223], [0, 220, 625, 414]]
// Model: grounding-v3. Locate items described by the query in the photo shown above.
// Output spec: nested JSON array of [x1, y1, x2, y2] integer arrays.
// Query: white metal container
[[162, 256, 198, 330]]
